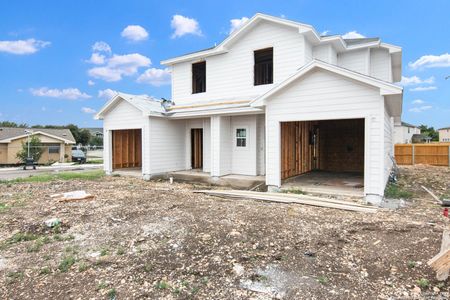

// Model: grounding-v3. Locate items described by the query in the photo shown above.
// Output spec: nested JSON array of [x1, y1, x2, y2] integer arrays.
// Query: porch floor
[[281, 170, 364, 198], [170, 170, 265, 190]]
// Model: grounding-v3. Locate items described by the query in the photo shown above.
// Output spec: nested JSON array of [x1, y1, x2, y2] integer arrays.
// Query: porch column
[[265, 117, 281, 191], [210, 116, 231, 178], [104, 129, 112, 174], [59, 143, 65, 162]]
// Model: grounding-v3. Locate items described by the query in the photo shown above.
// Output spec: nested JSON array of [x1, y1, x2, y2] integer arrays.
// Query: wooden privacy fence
[[395, 144, 450, 166]]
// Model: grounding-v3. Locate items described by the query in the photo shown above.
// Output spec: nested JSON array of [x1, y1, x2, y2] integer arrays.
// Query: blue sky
[[0, 0, 449, 128]]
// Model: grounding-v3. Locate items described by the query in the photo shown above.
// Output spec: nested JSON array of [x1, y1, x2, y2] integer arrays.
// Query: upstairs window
[[192, 61, 206, 94], [254, 48, 273, 85]]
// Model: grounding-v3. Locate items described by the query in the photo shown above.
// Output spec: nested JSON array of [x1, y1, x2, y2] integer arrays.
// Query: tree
[[90, 136, 103, 146], [418, 125, 439, 141], [16, 136, 44, 163], [78, 129, 92, 145], [0, 121, 28, 127]]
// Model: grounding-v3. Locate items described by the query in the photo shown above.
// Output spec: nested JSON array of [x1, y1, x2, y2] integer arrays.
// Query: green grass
[[7, 232, 40, 244], [280, 188, 306, 195], [417, 278, 430, 289], [384, 183, 413, 199], [156, 280, 170, 289], [407, 261, 416, 269], [440, 193, 450, 200], [0, 170, 105, 184], [27, 236, 51, 253], [107, 288, 116, 300], [317, 275, 329, 285], [86, 159, 103, 164], [58, 256, 76, 272], [0, 202, 9, 212], [39, 266, 51, 275]]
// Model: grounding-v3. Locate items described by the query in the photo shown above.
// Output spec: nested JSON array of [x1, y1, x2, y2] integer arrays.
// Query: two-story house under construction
[[96, 13, 403, 205]]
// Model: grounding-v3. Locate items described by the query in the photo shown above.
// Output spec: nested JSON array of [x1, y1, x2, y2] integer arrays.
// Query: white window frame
[[234, 127, 249, 149]]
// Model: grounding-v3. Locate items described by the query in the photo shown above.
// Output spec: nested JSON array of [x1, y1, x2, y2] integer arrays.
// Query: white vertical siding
[[370, 48, 392, 82], [230, 115, 258, 175], [383, 103, 394, 186], [148, 117, 185, 174], [265, 69, 385, 198], [172, 21, 307, 104], [338, 49, 369, 75]]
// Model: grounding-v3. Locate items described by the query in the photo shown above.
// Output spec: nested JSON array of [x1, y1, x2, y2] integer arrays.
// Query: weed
[[96, 281, 109, 290], [407, 261, 416, 269], [143, 263, 153, 273], [201, 276, 209, 285], [100, 249, 108, 256], [78, 261, 89, 272], [27, 237, 50, 253], [116, 247, 125, 255], [191, 286, 200, 294], [58, 256, 76, 272], [0, 203, 9, 212], [107, 288, 116, 299], [156, 280, 170, 289], [52, 224, 62, 234], [39, 267, 51, 275], [318, 275, 329, 285], [281, 188, 306, 195], [6, 271, 24, 283], [8, 232, 39, 244], [384, 183, 413, 199], [417, 278, 430, 289], [112, 174, 121, 177], [172, 287, 181, 294]]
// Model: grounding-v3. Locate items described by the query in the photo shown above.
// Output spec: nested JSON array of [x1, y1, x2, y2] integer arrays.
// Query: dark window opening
[[192, 61, 206, 94], [48, 144, 60, 154], [254, 48, 273, 85]]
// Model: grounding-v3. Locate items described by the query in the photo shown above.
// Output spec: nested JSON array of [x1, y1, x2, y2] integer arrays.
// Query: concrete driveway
[[0, 163, 103, 181]]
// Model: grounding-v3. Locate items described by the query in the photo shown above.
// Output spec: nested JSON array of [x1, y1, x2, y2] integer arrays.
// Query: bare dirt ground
[[0, 165, 449, 299]]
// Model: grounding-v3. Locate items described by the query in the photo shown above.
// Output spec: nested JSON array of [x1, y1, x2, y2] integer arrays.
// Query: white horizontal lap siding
[[383, 105, 394, 186], [102, 100, 149, 174], [370, 48, 391, 82], [149, 117, 185, 174], [231, 115, 257, 175], [312, 44, 337, 64], [265, 69, 384, 197], [338, 49, 369, 75], [172, 21, 306, 104]]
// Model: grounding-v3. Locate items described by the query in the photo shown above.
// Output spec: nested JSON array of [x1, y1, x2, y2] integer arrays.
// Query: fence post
[[412, 144, 415, 165], [448, 146, 450, 167]]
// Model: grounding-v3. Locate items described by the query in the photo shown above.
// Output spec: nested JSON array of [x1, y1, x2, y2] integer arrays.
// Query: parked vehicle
[[71, 150, 86, 164]]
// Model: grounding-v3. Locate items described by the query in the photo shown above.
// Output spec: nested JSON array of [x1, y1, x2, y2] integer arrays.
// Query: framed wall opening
[[112, 129, 142, 170], [280, 118, 365, 195], [191, 128, 203, 169]]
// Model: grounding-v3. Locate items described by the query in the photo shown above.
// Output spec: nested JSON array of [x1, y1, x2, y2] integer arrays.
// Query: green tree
[[418, 125, 439, 141], [78, 129, 92, 145], [16, 136, 44, 163], [90, 135, 103, 146], [0, 121, 28, 127]]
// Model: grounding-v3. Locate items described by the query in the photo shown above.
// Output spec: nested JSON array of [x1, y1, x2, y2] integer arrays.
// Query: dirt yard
[[0, 165, 449, 299]]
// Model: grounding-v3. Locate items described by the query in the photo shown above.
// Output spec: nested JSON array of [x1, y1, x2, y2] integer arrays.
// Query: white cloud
[[342, 31, 366, 39], [229, 17, 249, 34], [30, 87, 92, 100], [321, 30, 330, 36], [409, 53, 450, 69], [400, 75, 435, 86], [409, 105, 432, 113], [87, 80, 95, 86], [87, 52, 106, 64], [81, 107, 96, 114], [98, 88, 119, 100], [88, 53, 151, 82], [0, 38, 50, 55], [121, 25, 149, 42], [137, 68, 171, 86], [412, 99, 425, 105], [410, 86, 437, 92], [92, 41, 111, 53], [171, 15, 202, 38]]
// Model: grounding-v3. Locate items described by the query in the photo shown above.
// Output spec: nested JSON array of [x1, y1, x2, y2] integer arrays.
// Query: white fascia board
[[95, 94, 123, 119], [167, 106, 263, 119]]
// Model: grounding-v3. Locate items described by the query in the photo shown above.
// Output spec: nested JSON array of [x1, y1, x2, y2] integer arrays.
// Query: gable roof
[[401, 122, 418, 128], [0, 127, 76, 144], [161, 13, 401, 67], [439, 126, 450, 130], [251, 59, 403, 107], [95, 92, 167, 120]]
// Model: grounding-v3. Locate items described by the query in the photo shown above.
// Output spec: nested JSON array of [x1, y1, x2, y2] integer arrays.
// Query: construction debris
[[44, 218, 61, 228], [195, 190, 377, 213], [50, 190, 94, 202], [428, 229, 450, 281]]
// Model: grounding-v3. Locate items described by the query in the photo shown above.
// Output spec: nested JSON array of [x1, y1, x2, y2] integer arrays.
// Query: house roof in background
[[0, 127, 76, 144], [84, 128, 103, 135], [438, 126, 450, 130], [401, 122, 418, 128]]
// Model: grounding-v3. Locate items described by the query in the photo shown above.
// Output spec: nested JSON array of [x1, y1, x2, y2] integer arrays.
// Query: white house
[[96, 13, 403, 205], [394, 122, 420, 144], [438, 127, 450, 142]]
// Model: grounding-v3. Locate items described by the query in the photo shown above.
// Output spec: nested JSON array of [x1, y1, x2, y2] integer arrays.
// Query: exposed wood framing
[[112, 129, 142, 169], [191, 128, 203, 169], [428, 229, 450, 281]]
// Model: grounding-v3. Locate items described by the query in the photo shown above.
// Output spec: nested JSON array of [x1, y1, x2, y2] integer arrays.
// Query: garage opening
[[112, 129, 142, 170], [281, 119, 364, 195], [191, 128, 203, 169]]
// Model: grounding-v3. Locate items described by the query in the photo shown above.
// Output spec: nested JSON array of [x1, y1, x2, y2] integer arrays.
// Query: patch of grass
[[100, 249, 108, 256], [8, 232, 40, 244], [86, 159, 103, 164], [156, 280, 170, 289], [27, 236, 51, 253], [440, 193, 450, 200], [0, 170, 105, 184], [417, 278, 430, 289], [0, 202, 9, 212], [407, 261, 416, 269], [58, 256, 76, 272], [384, 183, 413, 199], [107, 288, 116, 300], [96, 281, 109, 290], [112, 173, 121, 177], [116, 247, 125, 255], [39, 266, 51, 275], [280, 188, 306, 195], [78, 261, 89, 272], [317, 275, 329, 285], [143, 263, 153, 273], [6, 271, 24, 283]]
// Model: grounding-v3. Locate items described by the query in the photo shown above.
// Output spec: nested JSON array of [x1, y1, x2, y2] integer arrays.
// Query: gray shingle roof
[[0, 127, 76, 143], [401, 122, 418, 128], [343, 37, 380, 46]]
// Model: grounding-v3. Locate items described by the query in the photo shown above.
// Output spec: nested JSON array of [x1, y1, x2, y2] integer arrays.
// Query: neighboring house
[[438, 127, 450, 142], [394, 122, 420, 144], [85, 127, 104, 138], [0, 127, 75, 164], [96, 13, 403, 205]]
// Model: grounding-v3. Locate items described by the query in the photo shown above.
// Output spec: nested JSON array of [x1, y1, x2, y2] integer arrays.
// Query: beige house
[[439, 127, 450, 142], [0, 127, 76, 165]]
